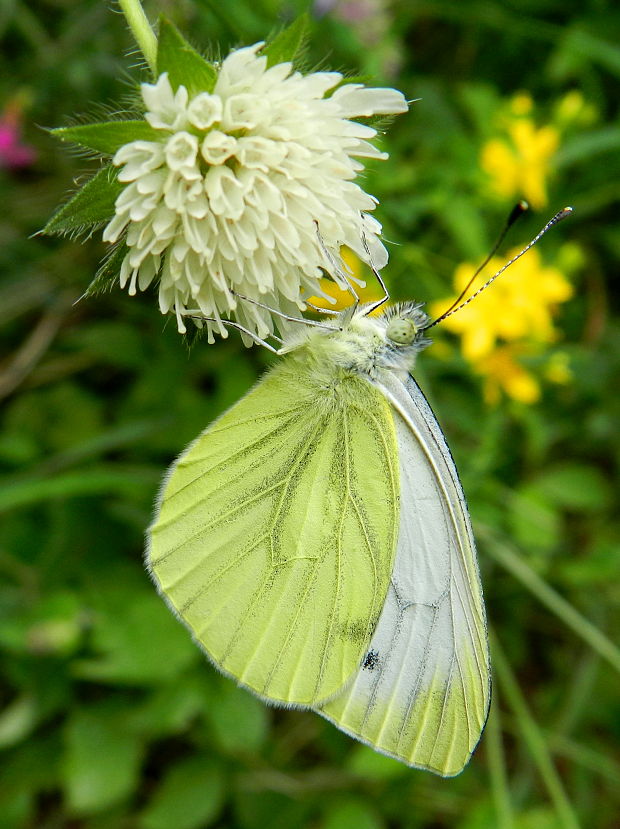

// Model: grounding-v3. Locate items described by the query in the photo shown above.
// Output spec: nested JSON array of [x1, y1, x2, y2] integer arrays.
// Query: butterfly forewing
[[147, 359, 400, 707], [317, 374, 490, 776]]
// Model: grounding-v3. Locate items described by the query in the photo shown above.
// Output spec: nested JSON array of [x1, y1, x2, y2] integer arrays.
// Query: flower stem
[[118, 0, 157, 74]]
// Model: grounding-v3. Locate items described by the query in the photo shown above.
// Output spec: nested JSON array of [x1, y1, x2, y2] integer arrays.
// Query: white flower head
[[103, 43, 408, 340]]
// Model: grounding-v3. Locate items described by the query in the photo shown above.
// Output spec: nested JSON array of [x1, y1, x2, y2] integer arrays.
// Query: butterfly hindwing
[[317, 373, 491, 776], [147, 358, 400, 707]]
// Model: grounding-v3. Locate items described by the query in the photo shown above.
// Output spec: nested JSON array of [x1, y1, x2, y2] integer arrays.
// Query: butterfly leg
[[230, 291, 339, 331], [313, 221, 361, 311], [184, 314, 287, 353], [360, 230, 390, 315]]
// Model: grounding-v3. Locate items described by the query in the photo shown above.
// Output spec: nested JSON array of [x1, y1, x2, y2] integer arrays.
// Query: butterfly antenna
[[360, 230, 390, 315], [423, 204, 573, 331], [425, 200, 528, 329]]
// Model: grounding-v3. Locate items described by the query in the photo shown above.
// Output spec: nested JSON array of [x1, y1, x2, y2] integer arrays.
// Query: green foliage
[[62, 704, 145, 813], [156, 16, 218, 95], [263, 12, 311, 67], [140, 756, 224, 829], [43, 165, 122, 236], [51, 121, 160, 156], [1, 1, 620, 828], [86, 242, 130, 295]]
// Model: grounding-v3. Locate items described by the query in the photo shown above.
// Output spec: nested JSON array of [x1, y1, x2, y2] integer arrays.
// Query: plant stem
[[491, 632, 581, 829], [486, 695, 514, 829], [477, 525, 620, 676], [118, 0, 157, 73]]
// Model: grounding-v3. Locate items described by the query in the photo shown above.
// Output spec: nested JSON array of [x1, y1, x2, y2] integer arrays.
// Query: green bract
[[44, 166, 123, 236]]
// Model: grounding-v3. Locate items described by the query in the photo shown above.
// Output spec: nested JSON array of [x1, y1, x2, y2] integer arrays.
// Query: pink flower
[[0, 102, 37, 170]]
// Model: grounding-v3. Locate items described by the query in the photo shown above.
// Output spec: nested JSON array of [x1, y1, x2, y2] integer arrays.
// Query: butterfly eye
[[386, 317, 417, 345]]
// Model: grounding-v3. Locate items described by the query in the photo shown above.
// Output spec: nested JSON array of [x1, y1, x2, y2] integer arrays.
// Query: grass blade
[[491, 632, 581, 829], [486, 696, 514, 829], [478, 526, 620, 675]]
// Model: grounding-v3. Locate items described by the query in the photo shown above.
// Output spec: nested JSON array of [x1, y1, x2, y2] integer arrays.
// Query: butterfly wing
[[317, 372, 491, 776], [147, 360, 400, 707]]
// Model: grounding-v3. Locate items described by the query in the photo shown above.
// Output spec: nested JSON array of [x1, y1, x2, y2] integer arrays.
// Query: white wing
[[316, 372, 490, 776]]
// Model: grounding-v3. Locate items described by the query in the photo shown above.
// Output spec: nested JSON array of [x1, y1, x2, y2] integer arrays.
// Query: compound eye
[[386, 317, 417, 345]]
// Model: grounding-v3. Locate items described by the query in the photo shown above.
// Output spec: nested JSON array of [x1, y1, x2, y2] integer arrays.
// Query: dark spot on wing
[[339, 611, 381, 644], [363, 649, 380, 671], [339, 619, 369, 643]]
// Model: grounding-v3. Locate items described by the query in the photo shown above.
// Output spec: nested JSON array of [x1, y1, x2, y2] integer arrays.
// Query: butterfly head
[[383, 302, 432, 351]]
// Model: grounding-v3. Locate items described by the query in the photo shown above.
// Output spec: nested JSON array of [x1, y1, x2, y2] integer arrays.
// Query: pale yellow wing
[[147, 360, 400, 707]]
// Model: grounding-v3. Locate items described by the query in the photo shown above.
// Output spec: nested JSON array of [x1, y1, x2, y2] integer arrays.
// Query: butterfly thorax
[[288, 301, 431, 383]]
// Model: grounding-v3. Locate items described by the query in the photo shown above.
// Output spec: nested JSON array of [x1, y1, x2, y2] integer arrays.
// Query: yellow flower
[[430, 246, 573, 363], [307, 248, 384, 311], [481, 93, 559, 209], [430, 245, 574, 404], [474, 346, 541, 406]]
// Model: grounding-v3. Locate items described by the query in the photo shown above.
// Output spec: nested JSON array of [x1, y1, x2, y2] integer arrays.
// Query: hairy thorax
[[283, 303, 431, 390]]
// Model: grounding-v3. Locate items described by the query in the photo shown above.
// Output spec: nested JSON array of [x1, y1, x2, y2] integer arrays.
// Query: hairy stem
[[118, 0, 157, 73]]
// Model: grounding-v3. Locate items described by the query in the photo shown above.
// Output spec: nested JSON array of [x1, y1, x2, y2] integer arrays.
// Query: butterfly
[[146, 205, 571, 776], [146, 295, 490, 778]]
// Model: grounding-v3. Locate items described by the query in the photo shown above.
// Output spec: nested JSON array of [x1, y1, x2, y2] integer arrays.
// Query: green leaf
[[563, 27, 620, 79], [0, 592, 85, 659], [68, 322, 148, 369], [0, 695, 38, 749], [140, 757, 224, 829], [50, 121, 160, 156], [322, 798, 383, 829], [134, 675, 213, 737], [157, 17, 217, 95], [508, 484, 561, 554], [73, 587, 198, 685], [555, 126, 620, 168], [263, 13, 311, 68], [235, 791, 312, 829], [62, 706, 144, 814], [533, 463, 611, 513], [480, 528, 620, 676], [0, 465, 159, 513], [43, 165, 123, 236], [346, 745, 407, 780], [491, 635, 581, 829], [206, 680, 269, 754], [85, 242, 129, 297]]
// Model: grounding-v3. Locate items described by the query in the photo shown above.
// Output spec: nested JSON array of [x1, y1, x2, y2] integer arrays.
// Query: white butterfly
[[147, 206, 571, 776]]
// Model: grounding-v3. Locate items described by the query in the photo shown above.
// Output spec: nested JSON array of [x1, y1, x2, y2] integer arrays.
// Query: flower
[[0, 99, 37, 170], [431, 246, 573, 362], [481, 93, 559, 209], [473, 346, 541, 405], [430, 246, 574, 404], [102, 44, 408, 339]]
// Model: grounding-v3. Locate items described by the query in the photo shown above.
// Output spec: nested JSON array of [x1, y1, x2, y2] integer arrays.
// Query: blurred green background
[[1, 1, 619, 827]]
